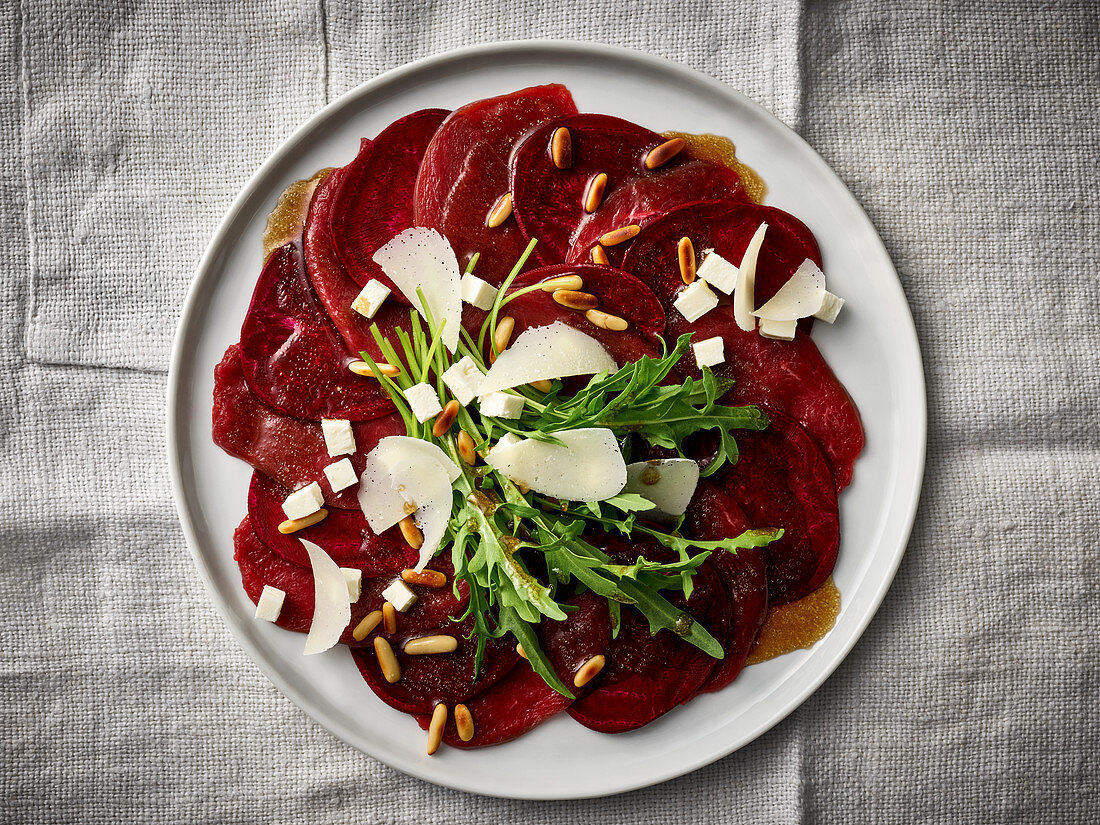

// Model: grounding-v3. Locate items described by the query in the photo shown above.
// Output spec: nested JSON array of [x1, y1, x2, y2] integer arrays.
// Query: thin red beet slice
[[247, 471, 416, 573], [239, 241, 394, 421], [212, 344, 405, 509], [330, 109, 449, 290], [413, 84, 577, 282], [233, 517, 389, 647], [540, 591, 614, 688], [351, 559, 520, 715], [567, 535, 730, 734]]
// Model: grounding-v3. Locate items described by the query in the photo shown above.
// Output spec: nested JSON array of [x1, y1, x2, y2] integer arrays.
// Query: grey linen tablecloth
[[2, 0, 1097, 821]]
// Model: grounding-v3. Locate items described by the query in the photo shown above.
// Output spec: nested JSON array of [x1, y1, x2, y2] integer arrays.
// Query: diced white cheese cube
[[695, 251, 739, 294], [283, 482, 323, 520], [479, 391, 525, 419], [673, 280, 719, 323], [323, 457, 358, 493], [758, 317, 797, 341], [340, 568, 362, 603], [321, 418, 356, 457], [441, 356, 484, 406], [255, 585, 286, 622], [382, 579, 418, 612], [460, 273, 498, 311], [405, 382, 443, 423], [351, 279, 391, 319], [692, 335, 726, 369], [814, 291, 845, 323]]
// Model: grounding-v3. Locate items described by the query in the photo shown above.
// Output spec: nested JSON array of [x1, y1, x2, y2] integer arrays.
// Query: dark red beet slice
[[247, 471, 416, 573], [540, 591, 614, 687], [212, 344, 405, 509], [413, 84, 577, 282], [233, 517, 389, 647], [715, 409, 840, 604], [330, 109, 449, 289], [239, 241, 394, 421]]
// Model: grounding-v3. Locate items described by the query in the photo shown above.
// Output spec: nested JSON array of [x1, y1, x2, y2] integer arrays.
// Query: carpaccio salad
[[212, 85, 863, 755]]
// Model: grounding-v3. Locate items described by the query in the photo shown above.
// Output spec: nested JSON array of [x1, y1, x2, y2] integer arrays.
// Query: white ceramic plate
[[168, 40, 925, 799]]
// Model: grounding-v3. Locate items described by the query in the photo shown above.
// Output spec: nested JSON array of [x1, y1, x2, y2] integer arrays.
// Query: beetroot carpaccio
[[212, 85, 863, 754]]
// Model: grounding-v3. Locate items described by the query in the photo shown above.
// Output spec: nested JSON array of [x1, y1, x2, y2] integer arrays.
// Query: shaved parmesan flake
[[623, 459, 700, 518], [815, 291, 845, 323], [758, 317, 797, 341], [372, 227, 461, 352], [478, 323, 617, 395], [734, 222, 767, 332], [754, 259, 826, 321], [301, 540, 351, 655], [485, 428, 627, 501]]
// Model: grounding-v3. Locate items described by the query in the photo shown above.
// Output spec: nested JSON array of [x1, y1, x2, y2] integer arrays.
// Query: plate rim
[[167, 38, 926, 799]]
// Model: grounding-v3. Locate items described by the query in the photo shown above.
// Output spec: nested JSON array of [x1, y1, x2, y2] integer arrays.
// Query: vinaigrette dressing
[[747, 578, 841, 665], [665, 131, 767, 204]]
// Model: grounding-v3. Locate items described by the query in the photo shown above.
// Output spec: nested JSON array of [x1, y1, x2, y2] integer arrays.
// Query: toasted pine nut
[[584, 172, 608, 213], [677, 236, 696, 284], [530, 379, 553, 393], [404, 634, 459, 655], [349, 360, 400, 377], [374, 636, 401, 683], [551, 126, 572, 169], [539, 274, 584, 292], [432, 400, 460, 437], [454, 703, 475, 742], [585, 308, 629, 331], [552, 289, 599, 311], [352, 609, 383, 642], [590, 244, 610, 266], [487, 193, 513, 228], [599, 224, 641, 247], [277, 508, 328, 534], [399, 515, 424, 550], [516, 643, 527, 660], [493, 315, 515, 355], [457, 430, 477, 465], [427, 703, 448, 755], [644, 137, 685, 170], [401, 568, 447, 588], [574, 654, 606, 688], [382, 602, 397, 635]]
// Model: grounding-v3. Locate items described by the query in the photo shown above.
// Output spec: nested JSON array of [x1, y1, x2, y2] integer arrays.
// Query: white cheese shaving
[[754, 259, 826, 321], [478, 322, 617, 395], [734, 222, 767, 332], [485, 428, 627, 501], [301, 539, 351, 655], [622, 459, 700, 518], [372, 227, 461, 352]]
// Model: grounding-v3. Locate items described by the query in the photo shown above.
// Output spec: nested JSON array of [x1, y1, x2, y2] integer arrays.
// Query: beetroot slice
[[238, 241, 394, 421], [413, 84, 577, 282], [247, 471, 416, 573], [540, 591, 614, 686], [212, 344, 405, 509], [330, 109, 449, 290]]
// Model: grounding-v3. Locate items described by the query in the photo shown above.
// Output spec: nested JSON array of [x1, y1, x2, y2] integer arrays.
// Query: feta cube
[[695, 251, 739, 294], [351, 279, 390, 319], [255, 585, 286, 622], [692, 335, 726, 369], [405, 382, 443, 423], [460, 273, 498, 311], [480, 391, 524, 419], [323, 457, 358, 493], [673, 279, 719, 323], [340, 568, 362, 603], [382, 579, 418, 613], [758, 317, 797, 341], [814, 291, 845, 323], [321, 418, 356, 457], [283, 482, 323, 520], [441, 356, 484, 406]]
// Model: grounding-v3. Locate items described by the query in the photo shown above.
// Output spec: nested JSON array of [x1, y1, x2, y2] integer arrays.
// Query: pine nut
[[382, 601, 397, 635], [516, 643, 527, 660], [530, 379, 553, 393], [590, 244, 610, 266], [374, 636, 401, 683], [644, 137, 685, 170], [399, 515, 424, 550], [487, 193, 513, 228], [574, 654, 606, 688], [552, 289, 598, 311], [277, 508, 328, 534], [677, 236, 696, 285], [493, 315, 515, 355], [352, 609, 383, 642], [432, 400, 460, 437], [585, 172, 608, 212], [457, 430, 477, 465], [349, 360, 400, 377], [401, 568, 447, 588], [585, 309, 629, 331], [551, 126, 572, 169], [539, 275, 584, 292], [403, 635, 459, 655], [427, 703, 447, 755], [454, 703, 475, 742], [599, 224, 641, 246]]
